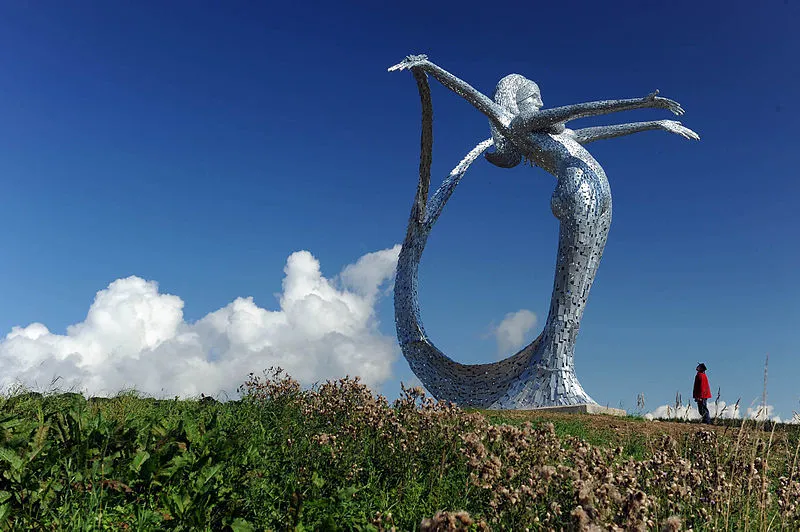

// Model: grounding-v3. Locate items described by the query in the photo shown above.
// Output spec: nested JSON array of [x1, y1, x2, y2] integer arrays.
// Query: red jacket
[[693, 372, 712, 399]]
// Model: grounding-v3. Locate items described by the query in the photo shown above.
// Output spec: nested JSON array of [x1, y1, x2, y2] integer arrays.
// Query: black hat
[[697, 363, 707, 372]]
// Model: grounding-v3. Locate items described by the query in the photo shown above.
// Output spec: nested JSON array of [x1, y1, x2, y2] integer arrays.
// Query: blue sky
[[1, 1, 798, 420]]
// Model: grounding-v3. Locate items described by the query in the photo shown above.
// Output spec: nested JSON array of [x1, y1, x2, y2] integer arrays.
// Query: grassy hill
[[1, 368, 798, 531]]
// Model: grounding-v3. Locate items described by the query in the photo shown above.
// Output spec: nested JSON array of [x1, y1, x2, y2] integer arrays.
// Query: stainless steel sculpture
[[390, 55, 699, 409]]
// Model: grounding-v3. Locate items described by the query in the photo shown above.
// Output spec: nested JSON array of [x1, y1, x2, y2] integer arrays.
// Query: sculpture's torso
[[517, 131, 611, 216]]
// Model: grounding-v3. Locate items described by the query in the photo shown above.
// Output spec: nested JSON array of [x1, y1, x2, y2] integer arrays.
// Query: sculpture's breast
[[517, 133, 596, 175], [516, 133, 561, 173]]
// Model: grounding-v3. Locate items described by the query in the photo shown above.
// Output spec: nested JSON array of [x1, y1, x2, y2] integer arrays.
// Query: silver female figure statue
[[390, 54, 698, 409]]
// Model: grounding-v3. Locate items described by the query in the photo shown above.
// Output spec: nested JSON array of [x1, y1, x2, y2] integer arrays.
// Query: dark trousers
[[695, 399, 711, 424]]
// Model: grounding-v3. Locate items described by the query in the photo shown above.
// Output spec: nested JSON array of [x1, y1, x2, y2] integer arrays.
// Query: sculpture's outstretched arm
[[572, 120, 700, 145], [389, 55, 513, 130], [511, 90, 686, 136]]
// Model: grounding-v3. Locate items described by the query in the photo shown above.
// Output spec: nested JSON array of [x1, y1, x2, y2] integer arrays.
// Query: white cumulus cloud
[[1, 245, 402, 401], [644, 400, 786, 423], [493, 309, 537, 355]]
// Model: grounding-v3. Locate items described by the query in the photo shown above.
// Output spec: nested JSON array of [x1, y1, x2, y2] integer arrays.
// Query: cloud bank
[[1, 246, 402, 401], [493, 309, 537, 355], [645, 400, 796, 424]]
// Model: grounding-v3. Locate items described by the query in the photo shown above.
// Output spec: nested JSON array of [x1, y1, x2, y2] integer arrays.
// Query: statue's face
[[517, 89, 543, 113]]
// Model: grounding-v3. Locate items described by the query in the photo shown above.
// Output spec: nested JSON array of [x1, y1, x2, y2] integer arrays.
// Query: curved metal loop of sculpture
[[390, 55, 699, 409]]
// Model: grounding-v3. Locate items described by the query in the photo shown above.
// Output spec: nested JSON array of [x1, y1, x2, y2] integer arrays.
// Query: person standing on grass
[[693, 363, 712, 424]]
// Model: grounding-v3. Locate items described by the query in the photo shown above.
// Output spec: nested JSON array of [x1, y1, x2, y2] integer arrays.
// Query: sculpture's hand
[[659, 120, 700, 140], [645, 89, 685, 116], [388, 54, 430, 72]]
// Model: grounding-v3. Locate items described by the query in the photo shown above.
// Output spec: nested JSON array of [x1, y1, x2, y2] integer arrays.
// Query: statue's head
[[493, 74, 542, 115], [485, 74, 542, 168], [516, 81, 542, 113]]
